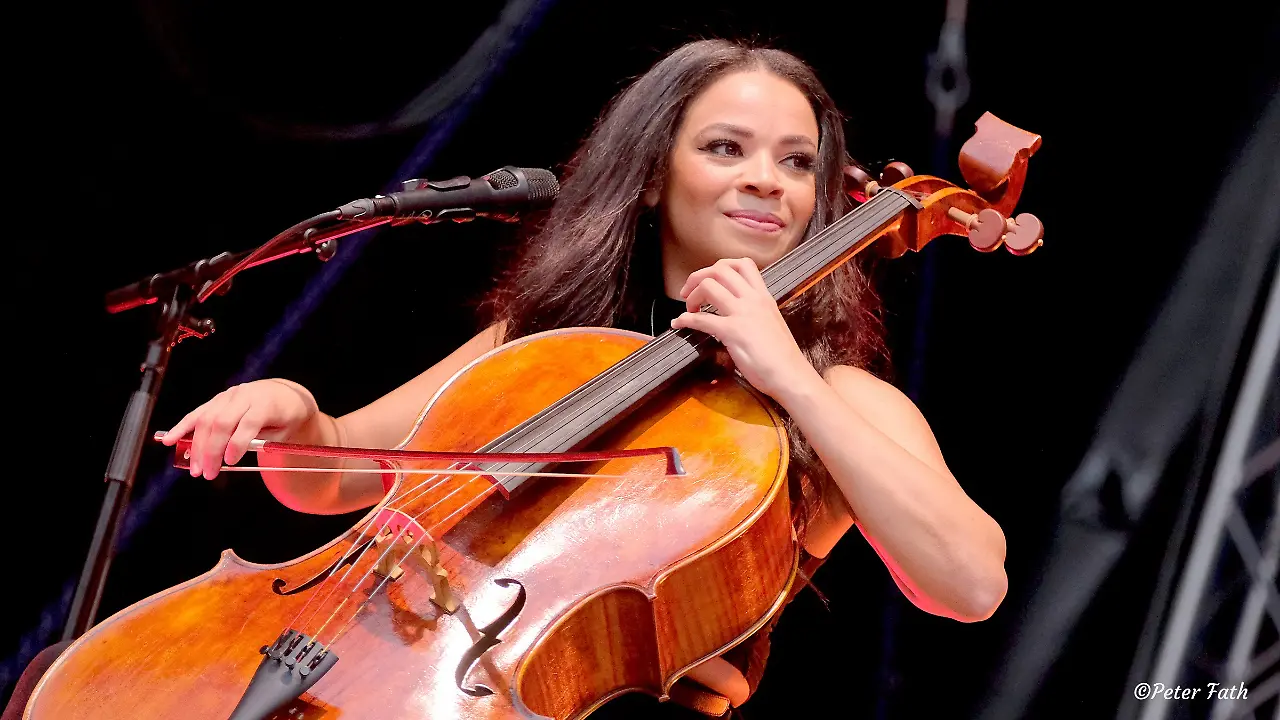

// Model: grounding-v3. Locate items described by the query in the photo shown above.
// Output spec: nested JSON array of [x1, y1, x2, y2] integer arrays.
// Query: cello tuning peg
[[946, 206, 1006, 252], [879, 161, 913, 186], [1003, 213, 1044, 255], [843, 164, 878, 200]]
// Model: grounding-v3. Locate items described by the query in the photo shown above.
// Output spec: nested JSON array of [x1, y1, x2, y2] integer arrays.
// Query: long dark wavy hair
[[482, 39, 890, 536]]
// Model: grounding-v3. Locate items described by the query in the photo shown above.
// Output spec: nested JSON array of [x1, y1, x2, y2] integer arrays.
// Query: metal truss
[[1134, 266, 1280, 720]]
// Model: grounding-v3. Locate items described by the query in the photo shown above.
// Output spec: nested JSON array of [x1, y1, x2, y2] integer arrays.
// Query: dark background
[[8, 0, 1278, 717]]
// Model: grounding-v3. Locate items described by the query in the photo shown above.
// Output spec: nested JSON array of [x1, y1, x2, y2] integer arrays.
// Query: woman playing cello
[[158, 38, 1008, 717]]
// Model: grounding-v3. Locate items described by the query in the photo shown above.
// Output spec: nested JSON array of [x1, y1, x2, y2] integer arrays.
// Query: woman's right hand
[[159, 379, 320, 480]]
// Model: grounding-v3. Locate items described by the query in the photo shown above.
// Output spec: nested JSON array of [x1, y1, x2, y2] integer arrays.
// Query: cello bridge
[[369, 509, 458, 613]]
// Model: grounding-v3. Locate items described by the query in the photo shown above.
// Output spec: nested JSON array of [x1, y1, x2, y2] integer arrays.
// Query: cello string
[[287, 466, 471, 634], [318, 529, 434, 651], [284, 523, 383, 631], [764, 194, 910, 302], [385, 465, 482, 519], [288, 509, 409, 632], [324, 535, 470, 651], [285, 464, 452, 632], [305, 519, 421, 641], [399, 473, 486, 524], [287, 470, 489, 635], [422, 477, 505, 540], [299, 470, 486, 638], [761, 192, 906, 301]]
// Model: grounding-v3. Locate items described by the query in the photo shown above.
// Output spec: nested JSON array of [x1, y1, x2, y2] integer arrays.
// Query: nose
[[738, 153, 783, 198]]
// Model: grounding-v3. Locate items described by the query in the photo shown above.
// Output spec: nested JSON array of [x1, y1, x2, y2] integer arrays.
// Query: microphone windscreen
[[485, 168, 521, 190], [523, 168, 561, 204]]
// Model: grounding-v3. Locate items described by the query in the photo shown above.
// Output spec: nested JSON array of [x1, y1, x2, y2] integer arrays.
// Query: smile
[[724, 213, 784, 233]]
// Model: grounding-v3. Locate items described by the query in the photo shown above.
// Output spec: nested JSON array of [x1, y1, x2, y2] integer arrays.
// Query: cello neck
[[764, 187, 919, 307], [459, 190, 919, 498]]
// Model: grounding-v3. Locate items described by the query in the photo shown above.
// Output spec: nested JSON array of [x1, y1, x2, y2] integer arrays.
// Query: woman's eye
[[783, 153, 816, 172], [701, 139, 742, 156]]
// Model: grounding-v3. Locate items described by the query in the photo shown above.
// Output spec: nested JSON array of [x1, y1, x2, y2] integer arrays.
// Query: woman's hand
[[159, 379, 319, 480], [671, 257, 817, 400]]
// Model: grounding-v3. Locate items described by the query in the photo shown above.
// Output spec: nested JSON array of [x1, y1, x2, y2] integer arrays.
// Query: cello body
[[27, 327, 799, 719]]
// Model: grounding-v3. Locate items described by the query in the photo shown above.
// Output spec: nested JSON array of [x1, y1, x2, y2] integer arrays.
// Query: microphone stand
[[61, 216, 376, 641], [59, 173, 529, 639], [61, 281, 210, 641]]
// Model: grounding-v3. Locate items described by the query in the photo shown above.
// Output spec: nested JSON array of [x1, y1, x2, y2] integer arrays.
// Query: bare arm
[[776, 364, 1008, 622], [257, 323, 505, 514]]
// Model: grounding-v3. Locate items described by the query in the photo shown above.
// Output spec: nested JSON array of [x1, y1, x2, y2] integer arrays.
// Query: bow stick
[[153, 432, 687, 479]]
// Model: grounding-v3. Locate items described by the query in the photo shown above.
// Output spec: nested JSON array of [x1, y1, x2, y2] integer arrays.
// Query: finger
[[730, 257, 771, 294], [188, 396, 227, 478], [190, 392, 234, 479], [686, 278, 737, 315], [224, 408, 267, 465], [200, 396, 253, 480], [679, 267, 717, 299], [671, 309, 730, 340], [681, 263, 748, 300], [189, 392, 235, 476], [161, 407, 204, 445], [710, 260, 754, 298]]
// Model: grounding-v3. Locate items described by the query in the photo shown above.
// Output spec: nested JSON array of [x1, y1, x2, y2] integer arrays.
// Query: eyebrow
[[697, 122, 817, 150]]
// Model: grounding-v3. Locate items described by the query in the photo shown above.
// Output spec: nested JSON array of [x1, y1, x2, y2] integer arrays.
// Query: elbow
[[955, 517, 1008, 622], [954, 566, 1007, 622]]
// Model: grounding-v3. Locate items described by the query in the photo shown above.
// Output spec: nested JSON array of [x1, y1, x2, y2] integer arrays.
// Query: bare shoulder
[[821, 364, 952, 477]]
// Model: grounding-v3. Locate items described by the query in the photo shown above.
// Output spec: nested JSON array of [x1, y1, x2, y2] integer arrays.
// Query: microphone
[[336, 166, 559, 222]]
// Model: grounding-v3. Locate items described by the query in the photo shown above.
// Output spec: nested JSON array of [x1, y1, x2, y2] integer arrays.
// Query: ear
[[641, 186, 661, 208]]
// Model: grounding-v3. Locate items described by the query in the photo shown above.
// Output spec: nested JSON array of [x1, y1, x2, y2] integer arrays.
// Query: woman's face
[[654, 69, 819, 291]]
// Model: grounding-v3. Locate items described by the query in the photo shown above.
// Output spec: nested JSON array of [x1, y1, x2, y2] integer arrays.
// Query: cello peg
[[947, 206, 1007, 252], [1003, 213, 1044, 255], [843, 164, 879, 200], [879, 161, 914, 185]]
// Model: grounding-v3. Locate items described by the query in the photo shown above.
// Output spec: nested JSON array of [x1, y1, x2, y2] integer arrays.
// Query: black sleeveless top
[[614, 292, 691, 338]]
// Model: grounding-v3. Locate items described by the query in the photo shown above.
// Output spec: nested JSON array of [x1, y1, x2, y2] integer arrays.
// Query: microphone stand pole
[[61, 283, 209, 641], [60, 217, 370, 642]]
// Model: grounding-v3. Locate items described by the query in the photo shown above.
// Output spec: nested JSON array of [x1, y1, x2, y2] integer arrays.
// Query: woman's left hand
[[672, 257, 817, 400]]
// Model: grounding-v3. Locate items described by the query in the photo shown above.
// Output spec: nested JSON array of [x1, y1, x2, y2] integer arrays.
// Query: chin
[[723, 226, 797, 263], [734, 240, 793, 269]]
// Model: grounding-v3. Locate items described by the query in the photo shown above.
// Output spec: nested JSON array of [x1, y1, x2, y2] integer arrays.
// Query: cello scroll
[[844, 111, 1045, 258]]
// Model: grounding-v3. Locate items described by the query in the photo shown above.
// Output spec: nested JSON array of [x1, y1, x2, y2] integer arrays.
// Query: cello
[[25, 111, 1043, 720]]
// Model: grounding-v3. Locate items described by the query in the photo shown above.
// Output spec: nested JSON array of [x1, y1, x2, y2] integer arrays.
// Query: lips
[[724, 210, 785, 232]]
